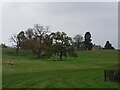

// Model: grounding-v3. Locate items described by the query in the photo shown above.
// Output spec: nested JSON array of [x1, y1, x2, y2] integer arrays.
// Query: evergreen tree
[[84, 32, 93, 50], [104, 41, 114, 50]]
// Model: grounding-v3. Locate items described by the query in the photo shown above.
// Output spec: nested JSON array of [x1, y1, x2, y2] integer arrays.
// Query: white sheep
[[6, 62, 10, 65], [6, 61, 14, 65], [10, 62, 14, 65]]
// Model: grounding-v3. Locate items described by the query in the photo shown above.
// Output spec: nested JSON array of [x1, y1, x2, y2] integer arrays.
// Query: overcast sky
[[2, 2, 118, 48]]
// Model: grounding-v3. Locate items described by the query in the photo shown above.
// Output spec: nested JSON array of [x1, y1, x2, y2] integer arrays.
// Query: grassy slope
[[2, 48, 119, 88]]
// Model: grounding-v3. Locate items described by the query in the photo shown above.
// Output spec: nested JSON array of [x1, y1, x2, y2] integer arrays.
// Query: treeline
[[73, 33, 115, 50], [2, 24, 115, 60]]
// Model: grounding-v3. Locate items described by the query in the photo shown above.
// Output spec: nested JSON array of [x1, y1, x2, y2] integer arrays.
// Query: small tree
[[0, 43, 8, 48], [104, 41, 114, 50]]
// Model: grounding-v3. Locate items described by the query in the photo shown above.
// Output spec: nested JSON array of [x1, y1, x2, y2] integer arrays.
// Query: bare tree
[[73, 34, 83, 50]]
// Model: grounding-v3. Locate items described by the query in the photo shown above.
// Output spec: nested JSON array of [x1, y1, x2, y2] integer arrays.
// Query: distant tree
[[0, 43, 8, 48], [104, 41, 115, 50], [10, 31, 26, 54], [73, 34, 83, 50], [51, 31, 77, 60], [84, 32, 93, 50], [10, 24, 77, 60]]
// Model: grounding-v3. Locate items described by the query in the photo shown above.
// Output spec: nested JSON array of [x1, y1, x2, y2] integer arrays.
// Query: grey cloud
[[47, 2, 117, 15], [2, 2, 118, 48]]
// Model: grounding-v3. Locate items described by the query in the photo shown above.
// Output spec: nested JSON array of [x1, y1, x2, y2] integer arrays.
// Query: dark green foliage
[[84, 42, 93, 50], [104, 41, 115, 50], [10, 24, 77, 60], [84, 32, 93, 50], [50, 31, 77, 60], [84, 32, 91, 42]]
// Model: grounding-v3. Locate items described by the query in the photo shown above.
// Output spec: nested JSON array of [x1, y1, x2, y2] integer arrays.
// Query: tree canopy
[[11, 24, 77, 60], [50, 31, 77, 60]]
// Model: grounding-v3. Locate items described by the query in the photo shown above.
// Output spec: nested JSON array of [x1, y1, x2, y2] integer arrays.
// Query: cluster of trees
[[10, 24, 115, 60], [0, 43, 8, 48], [73, 32, 93, 50], [73, 33, 115, 50], [11, 24, 77, 60]]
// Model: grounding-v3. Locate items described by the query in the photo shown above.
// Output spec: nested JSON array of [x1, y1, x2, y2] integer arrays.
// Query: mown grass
[[2, 48, 119, 88]]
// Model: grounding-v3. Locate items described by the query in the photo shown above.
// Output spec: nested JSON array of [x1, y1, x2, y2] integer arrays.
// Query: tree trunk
[[16, 47, 19, 54], [77, 41, 80, 50], [16, 42, 20, 54], [60, 52, 63, 60]]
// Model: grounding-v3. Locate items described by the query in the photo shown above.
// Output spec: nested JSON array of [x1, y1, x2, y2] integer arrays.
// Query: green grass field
[[2, 48, 119, 88]]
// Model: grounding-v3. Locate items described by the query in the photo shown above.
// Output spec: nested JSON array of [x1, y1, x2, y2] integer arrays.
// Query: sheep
[[6, 61, 14, 65], [6, 62, 10, 65], [10, 62, 14, 65]]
